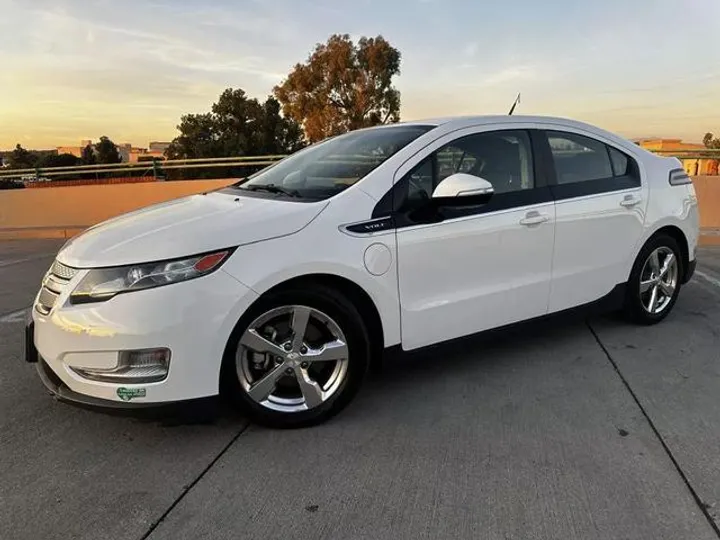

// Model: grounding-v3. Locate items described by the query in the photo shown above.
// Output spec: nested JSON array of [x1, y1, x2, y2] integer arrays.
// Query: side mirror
[[431, 173, 494, 205]]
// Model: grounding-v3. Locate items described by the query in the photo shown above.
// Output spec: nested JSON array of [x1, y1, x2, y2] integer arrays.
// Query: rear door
[[540, 129, 649, 312]]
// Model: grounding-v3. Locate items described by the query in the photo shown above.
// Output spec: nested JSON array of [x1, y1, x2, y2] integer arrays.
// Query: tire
[[221, 285, 370, 428], [624, 234, 683, 325]]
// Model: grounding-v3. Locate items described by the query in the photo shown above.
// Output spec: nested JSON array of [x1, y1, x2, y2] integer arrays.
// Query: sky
[[1, 0, 718, 150]]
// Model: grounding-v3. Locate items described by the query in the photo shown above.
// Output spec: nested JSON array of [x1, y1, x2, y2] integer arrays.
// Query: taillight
[[669, 168, 692, 186]]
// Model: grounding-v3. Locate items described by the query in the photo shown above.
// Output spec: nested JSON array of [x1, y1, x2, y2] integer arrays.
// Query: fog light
[[70, 348, 170, 383]]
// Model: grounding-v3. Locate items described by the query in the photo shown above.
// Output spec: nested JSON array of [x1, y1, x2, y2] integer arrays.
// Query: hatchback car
[[26, 115, 699, 427]]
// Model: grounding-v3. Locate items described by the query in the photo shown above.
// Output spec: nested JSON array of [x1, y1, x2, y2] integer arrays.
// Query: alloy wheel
[[236, 305, 350, 412], [639, 246, 678, 314]]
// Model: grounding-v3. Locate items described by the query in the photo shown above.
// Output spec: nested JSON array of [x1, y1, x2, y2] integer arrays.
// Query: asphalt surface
[[1, 240, 720, 540]]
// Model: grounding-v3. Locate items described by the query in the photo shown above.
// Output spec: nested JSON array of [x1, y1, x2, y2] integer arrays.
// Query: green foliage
[[94, 136, 121, 164], [165, 89, 305, 161], [274, 34, 402, 142], [38, 153, 81, 168], [703, 132, 720, 149], [7, 144, 38, 169], [81, 143, 96, 165]]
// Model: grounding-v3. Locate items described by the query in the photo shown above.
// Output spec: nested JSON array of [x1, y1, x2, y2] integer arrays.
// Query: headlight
[[70, 249, 232, 304]]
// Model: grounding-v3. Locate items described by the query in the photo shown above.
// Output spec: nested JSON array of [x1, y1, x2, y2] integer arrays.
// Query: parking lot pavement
[[0, 239, 63, 317], [1, 240, 720, 540], [146, 320, 715, 540], [590, 251, 720, 527]]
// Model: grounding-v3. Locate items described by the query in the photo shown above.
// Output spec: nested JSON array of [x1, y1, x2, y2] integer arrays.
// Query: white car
[[26, 115, 699, 427]]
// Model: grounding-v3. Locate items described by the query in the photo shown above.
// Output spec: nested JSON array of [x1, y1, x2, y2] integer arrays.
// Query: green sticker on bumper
[[117, 387, 147, 401]]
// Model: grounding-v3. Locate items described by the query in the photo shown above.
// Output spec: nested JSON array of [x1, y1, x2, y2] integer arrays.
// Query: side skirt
[[381, 282, 627, 362]]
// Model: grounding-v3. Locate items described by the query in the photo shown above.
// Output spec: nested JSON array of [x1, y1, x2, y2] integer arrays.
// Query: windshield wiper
[[241, 183, 302, 198]]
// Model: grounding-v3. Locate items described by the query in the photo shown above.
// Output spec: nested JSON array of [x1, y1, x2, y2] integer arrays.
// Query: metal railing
[[647, 149, 720, 159], [1, 148, 719, 186], [0, 155, 286, 183]]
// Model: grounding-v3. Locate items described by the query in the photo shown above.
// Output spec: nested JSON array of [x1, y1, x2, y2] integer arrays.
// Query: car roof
[[397, 114, 644, 153], [357, 115, 646, 156], [403, 114, 595, 129], [360, 115, 602, 133]]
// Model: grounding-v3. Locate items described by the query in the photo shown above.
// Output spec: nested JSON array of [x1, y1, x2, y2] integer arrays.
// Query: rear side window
[[546, 131, 639, 193], [547, 132, 613, 184]]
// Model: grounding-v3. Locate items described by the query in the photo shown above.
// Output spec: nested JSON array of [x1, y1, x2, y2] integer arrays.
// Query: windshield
[[236, 124, 434, 200]]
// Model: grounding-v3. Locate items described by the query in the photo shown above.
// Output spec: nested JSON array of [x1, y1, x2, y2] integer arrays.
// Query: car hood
[[57, 190, 328, 268]]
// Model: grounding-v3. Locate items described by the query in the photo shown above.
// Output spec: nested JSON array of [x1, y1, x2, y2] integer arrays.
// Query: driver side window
[[401, 130, 535, 210]]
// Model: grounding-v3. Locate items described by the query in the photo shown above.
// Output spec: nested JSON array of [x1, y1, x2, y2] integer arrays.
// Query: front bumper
[[35, 357, 161, 409], [29, 268, 258, 406]]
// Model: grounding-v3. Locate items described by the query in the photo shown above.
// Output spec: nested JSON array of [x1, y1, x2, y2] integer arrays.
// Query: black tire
[[221, 284, 370, 428], [623, 234, 683, 325]]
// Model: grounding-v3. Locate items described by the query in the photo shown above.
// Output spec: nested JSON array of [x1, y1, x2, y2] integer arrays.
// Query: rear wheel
[[624, 234, 682, 324], [222, 286, 370, 428]]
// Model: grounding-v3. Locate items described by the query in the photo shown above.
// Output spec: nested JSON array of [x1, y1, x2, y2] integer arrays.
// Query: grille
[[35, 260, 79, 315], [50, 260, 78, 281]]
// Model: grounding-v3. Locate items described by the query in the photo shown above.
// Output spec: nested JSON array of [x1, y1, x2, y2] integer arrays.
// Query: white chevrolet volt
[[26, 115, 699, 427]]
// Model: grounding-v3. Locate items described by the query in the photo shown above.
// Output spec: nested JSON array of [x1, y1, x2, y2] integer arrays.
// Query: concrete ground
[[1, 240, 720, 540]]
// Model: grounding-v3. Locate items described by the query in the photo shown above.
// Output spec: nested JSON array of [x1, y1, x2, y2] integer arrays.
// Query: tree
[[38, 153, 81, 168], [166, 89, 304, 160], [81, 143, 96, 165], [273, 34, 402, 143], [7, 144, 38, 169], [259, 96, 305, 156], [94, 136, 121, 164], [703, 132, 720, 149]]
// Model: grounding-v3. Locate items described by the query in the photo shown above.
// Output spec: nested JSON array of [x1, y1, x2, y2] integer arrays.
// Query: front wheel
[[624, 234, 682, 325], [222, 286, 370, 428]]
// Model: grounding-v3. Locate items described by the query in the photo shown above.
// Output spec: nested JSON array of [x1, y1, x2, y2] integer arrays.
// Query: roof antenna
[[508, 93, 521, 115]]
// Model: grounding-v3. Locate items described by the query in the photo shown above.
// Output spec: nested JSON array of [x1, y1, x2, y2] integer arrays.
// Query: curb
[[699, 229, 720, 246], [0, 227, 87, 240]]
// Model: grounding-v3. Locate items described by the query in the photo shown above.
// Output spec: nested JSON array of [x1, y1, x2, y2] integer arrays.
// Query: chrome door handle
[[620, 195, 641, 207], [519, 211, 549, 226]]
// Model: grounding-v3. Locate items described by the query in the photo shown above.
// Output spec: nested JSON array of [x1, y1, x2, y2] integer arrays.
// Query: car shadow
[[73, 308, 622, 428], [373, 308, 616, 380]]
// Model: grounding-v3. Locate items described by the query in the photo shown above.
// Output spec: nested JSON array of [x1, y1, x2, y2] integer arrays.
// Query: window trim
[[370, 128, 553, 229], [606, 145, 633, 178], [540, 130, 641, 201]]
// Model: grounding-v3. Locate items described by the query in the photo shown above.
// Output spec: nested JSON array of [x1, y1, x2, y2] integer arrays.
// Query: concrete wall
[[0, 176, 718, 242], [0, 179, 233, 238], [692, 176, 720, 229]]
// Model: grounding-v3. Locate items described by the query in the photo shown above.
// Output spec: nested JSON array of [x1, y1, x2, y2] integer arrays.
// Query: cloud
[[463, 42, 478, 58], [17, 5, 288, 78], [454, 66, 539, 89]]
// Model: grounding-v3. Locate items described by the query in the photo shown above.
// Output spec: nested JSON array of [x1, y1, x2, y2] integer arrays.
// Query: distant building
[[118, 142, 169, 163], [56, 140, 170, 163], [637, 138, 718, 176], [148, 141, 171, 153]]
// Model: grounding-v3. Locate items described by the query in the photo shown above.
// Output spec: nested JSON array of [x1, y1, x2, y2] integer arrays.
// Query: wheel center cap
[[286, 352, 300, 361]]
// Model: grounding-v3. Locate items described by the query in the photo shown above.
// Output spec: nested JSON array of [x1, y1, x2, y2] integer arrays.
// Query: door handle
[[519, 211, 550, 226], [620, 194, 641, 208]]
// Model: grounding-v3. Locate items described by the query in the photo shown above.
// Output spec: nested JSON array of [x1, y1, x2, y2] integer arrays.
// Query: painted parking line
[[0, 308, 29, 324], [695, 270, 720, 291], [0, 254, 54, 268]]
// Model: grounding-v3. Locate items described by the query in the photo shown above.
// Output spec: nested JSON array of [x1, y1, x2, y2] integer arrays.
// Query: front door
[[391, 128, 556, 350]]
